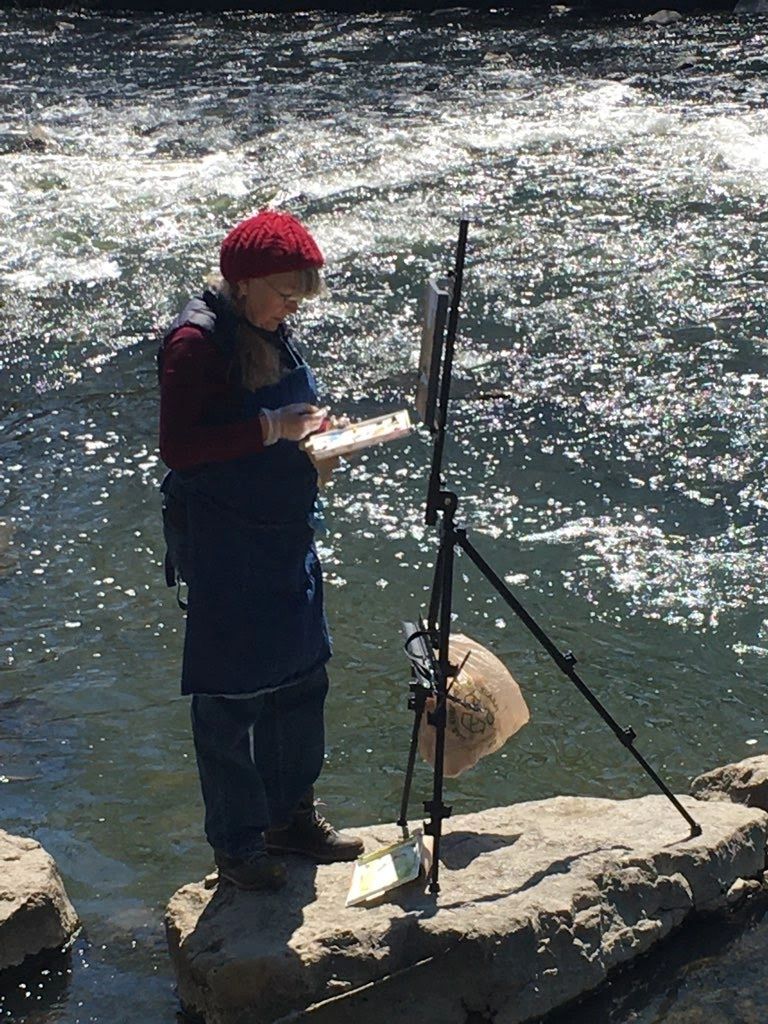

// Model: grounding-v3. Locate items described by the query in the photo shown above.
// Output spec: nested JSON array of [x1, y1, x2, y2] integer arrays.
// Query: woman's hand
[[260, 404, 328, 445]]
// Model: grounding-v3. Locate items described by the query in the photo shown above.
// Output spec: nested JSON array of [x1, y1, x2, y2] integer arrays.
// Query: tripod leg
[[427, 543, 445, 636], [455, 528, 701, 837], [398, 688, 427, 831], [424, 508, 458, 893]]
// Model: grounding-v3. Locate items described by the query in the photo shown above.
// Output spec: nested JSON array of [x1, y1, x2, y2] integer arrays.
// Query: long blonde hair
[[207, 270, 323, 391]]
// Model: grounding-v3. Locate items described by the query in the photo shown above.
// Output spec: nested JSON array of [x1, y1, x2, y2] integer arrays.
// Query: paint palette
[[301, 409, 412, 460]]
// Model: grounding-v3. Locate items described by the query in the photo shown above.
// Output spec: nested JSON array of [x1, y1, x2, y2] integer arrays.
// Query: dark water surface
[[1, 5, 767, 1022]]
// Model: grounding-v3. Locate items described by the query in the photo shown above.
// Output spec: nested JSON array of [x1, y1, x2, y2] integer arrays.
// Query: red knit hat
[[219, 209, 324, 283]]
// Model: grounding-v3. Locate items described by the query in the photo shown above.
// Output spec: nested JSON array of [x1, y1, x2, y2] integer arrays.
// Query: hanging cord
[[445, 651, 483, 713]]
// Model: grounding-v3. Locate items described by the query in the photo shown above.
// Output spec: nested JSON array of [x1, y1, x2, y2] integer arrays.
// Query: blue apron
[[175, 354, 331, 696]]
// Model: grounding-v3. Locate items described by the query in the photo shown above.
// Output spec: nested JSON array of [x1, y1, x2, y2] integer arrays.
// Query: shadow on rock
[[170, 860, 320, 1024], [440, 830, 522, 870]]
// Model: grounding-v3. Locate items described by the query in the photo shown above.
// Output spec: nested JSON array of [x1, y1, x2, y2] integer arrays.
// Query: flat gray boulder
[[643, 9, 683, 25], [0, 831, 79, 970], [166, 794, 766, 1024], [691, 754, 768, 811]]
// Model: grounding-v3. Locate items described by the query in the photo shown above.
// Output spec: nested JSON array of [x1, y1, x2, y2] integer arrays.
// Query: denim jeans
[[190, 665, 329, 860]]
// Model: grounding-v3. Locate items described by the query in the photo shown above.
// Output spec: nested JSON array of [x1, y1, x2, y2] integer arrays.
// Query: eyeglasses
[[264, 280, 304, 306]]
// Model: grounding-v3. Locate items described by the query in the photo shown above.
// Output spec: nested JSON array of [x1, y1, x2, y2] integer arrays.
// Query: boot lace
[[311, 809, 338, 839]]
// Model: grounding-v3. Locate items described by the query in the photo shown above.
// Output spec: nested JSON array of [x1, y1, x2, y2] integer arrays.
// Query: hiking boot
[[213, 850, 287, 891], [265, 793, 364, 864]]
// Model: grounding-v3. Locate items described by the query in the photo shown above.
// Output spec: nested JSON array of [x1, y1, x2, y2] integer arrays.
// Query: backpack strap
[[280, 327, 307, 370], [157, 290, 237, 382]]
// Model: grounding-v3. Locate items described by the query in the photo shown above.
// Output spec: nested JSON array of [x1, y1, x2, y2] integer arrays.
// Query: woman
[[159, 209, 363, 891]]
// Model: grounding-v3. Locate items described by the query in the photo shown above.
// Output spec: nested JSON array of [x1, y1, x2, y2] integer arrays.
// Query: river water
[[1, 5, 767, 1022]]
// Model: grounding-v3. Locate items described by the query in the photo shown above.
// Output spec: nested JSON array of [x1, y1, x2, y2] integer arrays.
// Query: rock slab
[[691, 754, 768, 812], [166, 794, 767, 1024], [0, 830, 80, 970]]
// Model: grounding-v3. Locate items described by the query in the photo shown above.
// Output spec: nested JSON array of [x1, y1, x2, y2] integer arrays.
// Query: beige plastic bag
[[418, 633, 530, 778]]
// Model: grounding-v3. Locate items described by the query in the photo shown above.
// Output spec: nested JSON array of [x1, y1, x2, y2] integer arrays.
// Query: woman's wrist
[[260, 410, 279, 446]]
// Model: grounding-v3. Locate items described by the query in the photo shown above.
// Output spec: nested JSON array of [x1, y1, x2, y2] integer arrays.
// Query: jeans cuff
[[227, 834, 267, 861]]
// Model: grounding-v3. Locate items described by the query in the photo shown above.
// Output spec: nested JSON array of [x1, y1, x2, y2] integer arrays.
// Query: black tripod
[[398, 219, 701, 896]]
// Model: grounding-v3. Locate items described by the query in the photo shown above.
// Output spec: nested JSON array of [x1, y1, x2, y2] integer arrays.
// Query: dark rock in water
[[23, 125, 53, 152], [672, 51, 701, 69], [734, 0, 768, 12], [643, 8, 683, 23], [667, 324, 717, 345], [167, 33, 200, 46], [663, 323, 720, 348], [427, 5, 474, 15], [712, 313, 741, 331], [743, 54, 768, 70]]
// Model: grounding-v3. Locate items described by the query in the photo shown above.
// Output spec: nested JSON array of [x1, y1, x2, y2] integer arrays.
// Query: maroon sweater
[[159, 325, 265, 471]]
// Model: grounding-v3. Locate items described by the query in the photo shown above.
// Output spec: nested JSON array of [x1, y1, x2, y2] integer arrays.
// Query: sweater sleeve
[[159, 325, 265, 471]]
